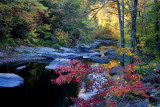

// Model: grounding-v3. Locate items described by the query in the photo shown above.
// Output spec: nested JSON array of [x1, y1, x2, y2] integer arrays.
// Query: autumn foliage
[[51, 60, 150, 106]]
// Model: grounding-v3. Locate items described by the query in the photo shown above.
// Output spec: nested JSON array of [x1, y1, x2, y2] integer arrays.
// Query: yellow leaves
[[106, 72, 111, 78], [137, 41, 145, 47], [116, 48, 136, 56], [133, 66, 140, 70], [154, 69, 157, 71]]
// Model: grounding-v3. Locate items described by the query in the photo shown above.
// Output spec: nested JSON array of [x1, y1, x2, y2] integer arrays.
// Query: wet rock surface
[[45, 58, 70, 70], [0, 73, 24, 88], [90, 56, 110, 63]]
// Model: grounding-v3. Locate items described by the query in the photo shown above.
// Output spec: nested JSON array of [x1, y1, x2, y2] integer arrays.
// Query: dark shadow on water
[[0, 62, 78, 107]]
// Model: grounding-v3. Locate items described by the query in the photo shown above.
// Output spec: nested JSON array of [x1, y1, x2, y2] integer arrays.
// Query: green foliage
[[8, 38, 17, 47], [0, 0, 96, 47], [52, 44, 61, 49]]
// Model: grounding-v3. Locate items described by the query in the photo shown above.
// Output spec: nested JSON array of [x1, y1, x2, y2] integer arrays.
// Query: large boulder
[[90, 56, 109, 63], [104, 50, 120, 60], [45, 58, 70, 70], [0, 73, 24, 88]]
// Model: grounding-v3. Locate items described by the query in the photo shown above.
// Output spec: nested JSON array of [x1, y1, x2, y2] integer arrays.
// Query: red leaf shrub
[[51, 60, 150, 106]]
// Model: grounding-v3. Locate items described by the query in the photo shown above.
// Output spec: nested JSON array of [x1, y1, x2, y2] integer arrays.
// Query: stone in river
[[90, 56, 110, 64], [0, 73, 24, 88], [45, 58, 70, 70], [16, 65, 26, 70]]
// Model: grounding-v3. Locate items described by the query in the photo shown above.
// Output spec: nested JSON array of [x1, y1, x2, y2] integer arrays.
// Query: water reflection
[[0, 62, 78, 107], [91, 60, 120, 68], [94, 43, 118, 56]]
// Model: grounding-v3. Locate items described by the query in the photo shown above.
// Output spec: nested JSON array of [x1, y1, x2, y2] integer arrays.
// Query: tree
[[126, 0, 138, 64], [116, 0, 125, 67], [154, 0, 160, 53]]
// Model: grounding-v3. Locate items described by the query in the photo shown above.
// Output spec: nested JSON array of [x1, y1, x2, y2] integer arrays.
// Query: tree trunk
[[116, 0, 125, 67], [130, 0, 138, 64], [154, 0, 160, 53]]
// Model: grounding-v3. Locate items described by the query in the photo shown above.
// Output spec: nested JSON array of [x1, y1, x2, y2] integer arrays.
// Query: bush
[[52, 44, 61, 49]]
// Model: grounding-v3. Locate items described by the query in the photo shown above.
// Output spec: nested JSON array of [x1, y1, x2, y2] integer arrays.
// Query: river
[[0, 42, 119, 107]]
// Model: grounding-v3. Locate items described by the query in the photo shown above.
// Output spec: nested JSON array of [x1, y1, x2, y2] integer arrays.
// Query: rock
[[83, 49, 95, 53], [38, 59, 53, 63], [79, 44, 91, 52], [109, 67, 121, 75], [104, 50, 120, 60], [42, 52, 83, 60], [128, 100, 141, 106], [0, 52, 4, 57], [125, 103, 131, 107], [0, 73, 24, 88], [94, 50, 100, 52], [35, 47, 58, 54], [42, 52, 60, 59], [78, 52, 101, 59], [104, 50, 119, 56], [137, 101, 149, 107], [16, 65, 26, 70], [142, 74, 160, 84], [90, 43, 100, 49], [45, 58, 70, 70], [14, 48, 25, 53], [90, 57, 109, 64], [60, 47, 75, 53], [15, 46, 35, 53], [142, 77, 151, 83]]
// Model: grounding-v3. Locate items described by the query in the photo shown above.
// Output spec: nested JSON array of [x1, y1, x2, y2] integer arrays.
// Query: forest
[[0, 0, 160, 107]]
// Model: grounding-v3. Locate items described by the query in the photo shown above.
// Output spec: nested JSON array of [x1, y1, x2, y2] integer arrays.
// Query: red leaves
[[108, 102, 116, 107], [51, 60, 150, 106], [52, 60, 89, 85]]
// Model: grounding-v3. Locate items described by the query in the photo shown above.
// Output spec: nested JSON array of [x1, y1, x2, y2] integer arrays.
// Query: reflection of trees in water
[[23, 62, 49, 87]]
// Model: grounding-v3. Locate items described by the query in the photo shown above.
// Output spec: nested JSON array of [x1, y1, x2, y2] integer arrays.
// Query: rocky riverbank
[[0, 39, 119, 66]]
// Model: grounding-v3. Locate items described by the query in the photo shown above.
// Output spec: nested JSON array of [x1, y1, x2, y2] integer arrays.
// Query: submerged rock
[[45, 58, 70, 70], [0, 73, 24, 88]]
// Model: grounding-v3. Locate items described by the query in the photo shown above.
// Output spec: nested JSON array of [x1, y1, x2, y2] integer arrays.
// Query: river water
[[0, 43, 119, 107]]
